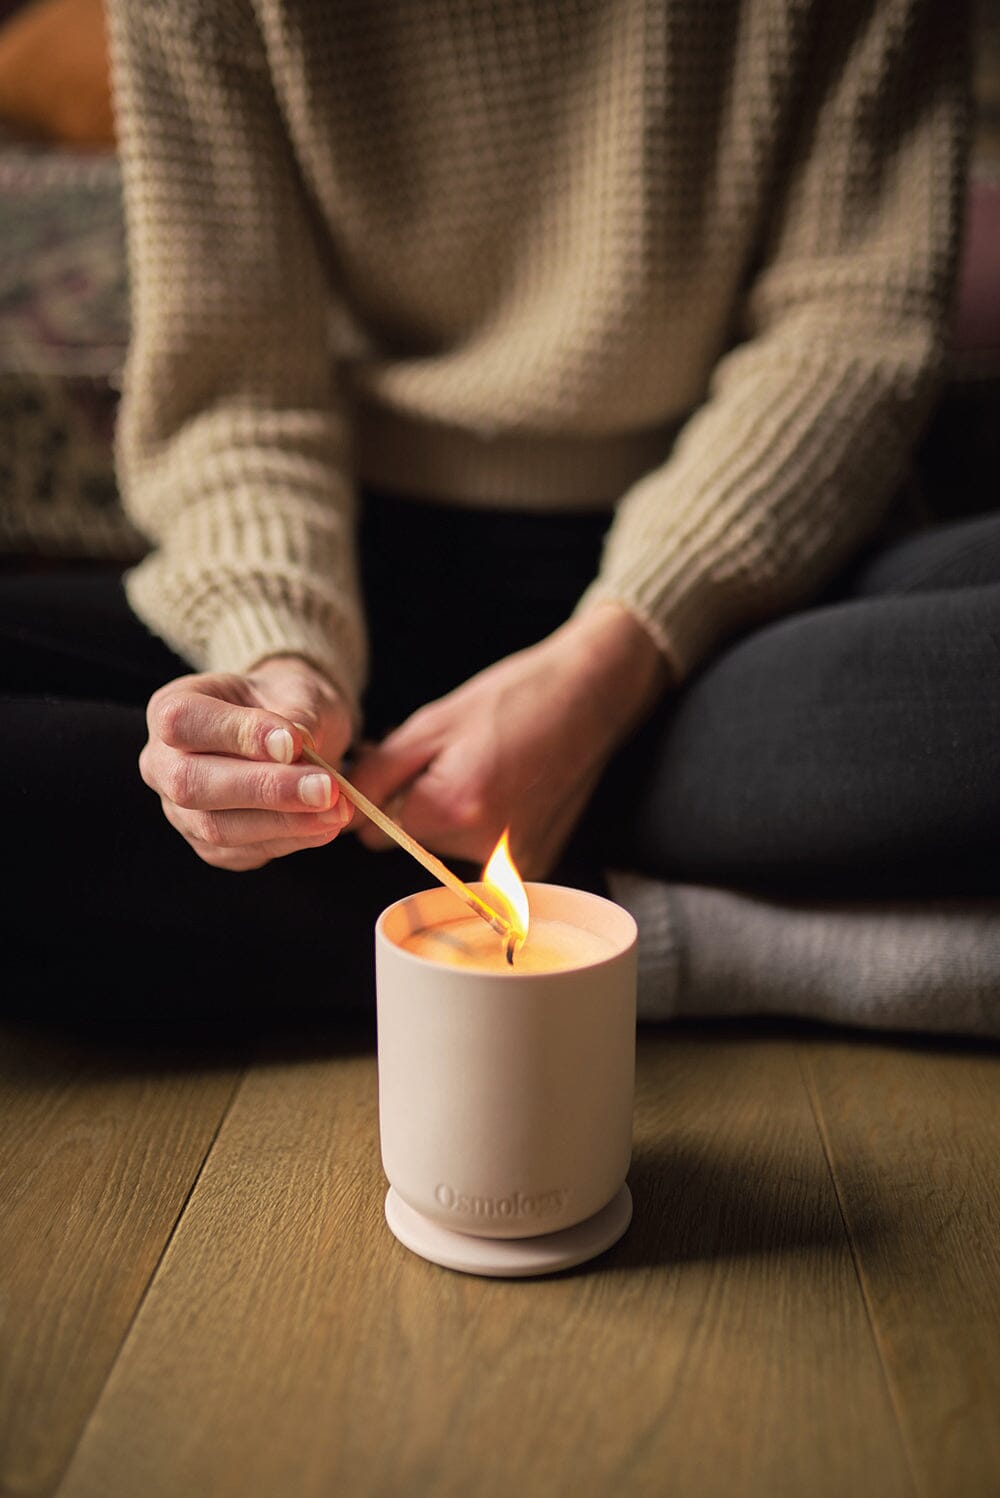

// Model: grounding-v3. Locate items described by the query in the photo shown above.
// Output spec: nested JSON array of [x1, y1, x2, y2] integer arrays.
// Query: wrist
[[247, 653, 356, 738], [249, 653, 348, 703], [551, 603, 671, 736]]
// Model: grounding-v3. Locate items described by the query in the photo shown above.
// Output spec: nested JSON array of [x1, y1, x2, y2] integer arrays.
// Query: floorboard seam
[[48, 1064, 250, 1498], [797, 1044, 923, 1498]]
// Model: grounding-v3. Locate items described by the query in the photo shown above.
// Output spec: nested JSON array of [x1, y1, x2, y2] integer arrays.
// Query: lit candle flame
[[482, 829, 528, 960]]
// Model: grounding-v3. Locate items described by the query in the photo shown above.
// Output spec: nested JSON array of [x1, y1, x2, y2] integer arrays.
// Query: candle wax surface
[[400, 917, 615, 973]]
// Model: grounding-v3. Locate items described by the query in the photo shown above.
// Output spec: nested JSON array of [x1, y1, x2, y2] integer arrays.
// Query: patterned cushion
[[0, 140, 144, 558], [0, 142, 996, 558]]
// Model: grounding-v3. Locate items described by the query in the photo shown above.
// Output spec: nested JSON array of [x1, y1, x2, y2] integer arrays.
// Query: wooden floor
[[1, 1017, 998, 1498]]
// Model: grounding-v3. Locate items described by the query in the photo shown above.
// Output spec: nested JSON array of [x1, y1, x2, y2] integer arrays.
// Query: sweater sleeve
[[576, 0, 970, 681], [107, 1, 367, 717]]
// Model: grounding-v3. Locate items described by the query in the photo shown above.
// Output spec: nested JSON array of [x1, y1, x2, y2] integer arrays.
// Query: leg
[[845, 510, 1000, 597], [597, 516, 1000, 896], [610, 869, 1000, 1038], [594, 515, 1000, 1036]]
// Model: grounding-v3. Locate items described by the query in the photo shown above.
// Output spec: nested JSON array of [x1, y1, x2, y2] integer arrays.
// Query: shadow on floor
[[584, 1133, 890, 1275]]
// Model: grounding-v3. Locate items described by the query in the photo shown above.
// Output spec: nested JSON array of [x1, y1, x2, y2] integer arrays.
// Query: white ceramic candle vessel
[[375, 882, 638, 1277]]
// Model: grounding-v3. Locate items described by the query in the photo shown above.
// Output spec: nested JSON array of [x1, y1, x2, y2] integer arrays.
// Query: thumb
[[248, 656, 354, 764], [302, 693, 354, 764]]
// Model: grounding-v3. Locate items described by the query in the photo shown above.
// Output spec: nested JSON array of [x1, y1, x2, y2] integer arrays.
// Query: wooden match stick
[[296, 734, 515, 946]]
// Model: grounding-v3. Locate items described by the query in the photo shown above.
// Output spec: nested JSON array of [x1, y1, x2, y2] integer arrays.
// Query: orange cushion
[[0, 0, 114, 149]]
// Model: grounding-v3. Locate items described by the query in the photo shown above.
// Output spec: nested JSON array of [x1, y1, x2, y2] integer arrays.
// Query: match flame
[[482, 828, 529, 948]]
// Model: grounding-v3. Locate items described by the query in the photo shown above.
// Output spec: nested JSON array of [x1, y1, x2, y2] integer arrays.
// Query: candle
[[401, 916, 616, 973], [376, 880, 639, 1277]]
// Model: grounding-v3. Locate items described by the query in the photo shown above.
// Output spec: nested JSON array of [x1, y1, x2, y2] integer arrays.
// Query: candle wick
[[505, 935, 516, 966]]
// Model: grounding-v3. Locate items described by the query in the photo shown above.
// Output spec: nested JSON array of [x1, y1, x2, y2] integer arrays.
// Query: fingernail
[[299, 773, 332, 809], [266, 728, 294, 764], [338, 799, 353, 828]]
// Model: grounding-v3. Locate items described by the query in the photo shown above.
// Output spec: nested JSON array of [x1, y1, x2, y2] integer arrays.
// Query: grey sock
[[606, 871, 1000, 1038], [605, 869, 681, 1021]]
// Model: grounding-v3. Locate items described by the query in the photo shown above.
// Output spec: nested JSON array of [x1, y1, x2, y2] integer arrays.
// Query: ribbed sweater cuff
[[574, 570, 721, 685], [125, 568, 366, 728], [205, 600, 364, 724], [572, 343, 931, 681]]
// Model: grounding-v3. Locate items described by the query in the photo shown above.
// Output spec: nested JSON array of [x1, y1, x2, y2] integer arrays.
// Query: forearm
[[546, 603, 672, 753], [108, 1, 367, 714], [577, 0, 969, 682]]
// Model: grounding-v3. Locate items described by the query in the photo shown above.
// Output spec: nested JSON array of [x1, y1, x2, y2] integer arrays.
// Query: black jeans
[[2, 495, 998, 1017]]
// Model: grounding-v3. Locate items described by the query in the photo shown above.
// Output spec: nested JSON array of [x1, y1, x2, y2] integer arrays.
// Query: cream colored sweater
[[107, 0, 967, 717]]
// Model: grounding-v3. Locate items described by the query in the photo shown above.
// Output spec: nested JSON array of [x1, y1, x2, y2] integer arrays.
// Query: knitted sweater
[[107, 0, 967, 717]]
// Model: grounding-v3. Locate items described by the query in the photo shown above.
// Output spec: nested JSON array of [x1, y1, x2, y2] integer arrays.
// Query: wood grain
[[801, 1036, 1000, 1498], [56, 1029, 912, 1498], [0, 1026, 242, 1498]]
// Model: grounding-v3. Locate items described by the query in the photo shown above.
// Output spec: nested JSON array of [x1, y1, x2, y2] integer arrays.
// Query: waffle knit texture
[[106, 0, 968, 717]]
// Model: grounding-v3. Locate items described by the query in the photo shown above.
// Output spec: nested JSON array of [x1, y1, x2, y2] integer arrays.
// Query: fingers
[[150, 755, 355, 867], [147, 678, 308, 764], [143, 667, 357, 870], [175, 832, 337, 872], [349, 725, 437, 849], [351, 730, 504, 864], [350, 720, 596, 875], [378, 757, 492, 861], [160, 795, 351, 865], [351, 724, 435, 805], [246, 655, 355, 764], [140, 738, 345, 815]]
